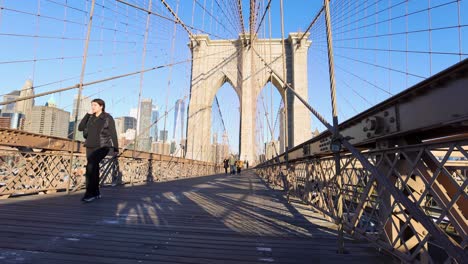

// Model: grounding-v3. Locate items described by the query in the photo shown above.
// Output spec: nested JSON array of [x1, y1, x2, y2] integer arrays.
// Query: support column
[[186, 35, 212, 161], [289, 33, 312, 146], [239, 36, 256, 163]]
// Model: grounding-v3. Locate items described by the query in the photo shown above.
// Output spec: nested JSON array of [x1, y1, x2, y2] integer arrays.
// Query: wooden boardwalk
[[0, 171, 393, 264]]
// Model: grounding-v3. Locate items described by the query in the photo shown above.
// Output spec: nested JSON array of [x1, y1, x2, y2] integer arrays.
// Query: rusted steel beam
[[0, 128, 215, 166]]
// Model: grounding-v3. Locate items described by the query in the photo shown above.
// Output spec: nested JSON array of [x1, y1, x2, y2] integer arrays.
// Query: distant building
[[115, 118, 123, 137], [265, 140, 279, 160], [173, 99, 185, 142], [0, 112, 25, 130], [71, 94, 91, 122], [115, 116, 136, 136], [159, 130, 168, 142], [25, 96, 70, 138], [118, 129, 136, 149], [208, 141, 229, 164], [70, 94, 91, 141], [137, 138, 151, 152], [15, 79, 34, 117], [129, 108, 138, 119], [2, 90, 20, 114], [150, 105, 159, 142], [170, 141, 177, 155], [0, 117, 10, 129], [279, 107, 285, 153], [312, 128, 320, 137], [137, 99, 152, 151], [152, 141, 170, 155], [125, 129, 136, 140]]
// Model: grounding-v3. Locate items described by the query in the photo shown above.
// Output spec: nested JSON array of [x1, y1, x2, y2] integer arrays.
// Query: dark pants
[[85, 147, 110, 197], [237, 167, 241, 174], [224, 167, 228, 174]]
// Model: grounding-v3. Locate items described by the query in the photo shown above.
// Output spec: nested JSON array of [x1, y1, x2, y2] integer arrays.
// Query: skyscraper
[[115, 118, 123, 137], [15, 79, 34, 116], [279, 107, 285, 153], [159, 130, 168, 142], [129, 108, 138, 119], [71, 94, 91, 122], [265, 140, 280, 160], [150, 104, 159, 142], [71, 94, 92, 141], [25, 96, 70, 138], [138, 98, 152, 151], [123, 116, 137, 132], [115, 116, 136, 135], [0, 112, 25, 130], [173, 99, 185, 142], [2, 90, 20, 114]]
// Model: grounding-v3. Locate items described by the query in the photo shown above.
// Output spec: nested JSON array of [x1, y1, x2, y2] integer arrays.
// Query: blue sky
[[0, 0, 466, 154]]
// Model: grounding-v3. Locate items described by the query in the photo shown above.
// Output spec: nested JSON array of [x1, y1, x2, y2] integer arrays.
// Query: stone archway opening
[[255, 78, 284, 163], [209, 81, 240, 164]]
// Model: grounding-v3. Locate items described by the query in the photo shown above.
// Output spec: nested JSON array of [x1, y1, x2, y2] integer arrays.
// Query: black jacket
[[78, 112, 119, 150]]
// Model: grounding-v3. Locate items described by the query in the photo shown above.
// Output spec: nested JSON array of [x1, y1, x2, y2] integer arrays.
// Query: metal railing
[[256, 137, 467, 263], [254, 57, 468, 263], [0, 128, 220, 199]]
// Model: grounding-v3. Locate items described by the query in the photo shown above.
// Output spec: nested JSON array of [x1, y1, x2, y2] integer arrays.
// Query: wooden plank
[[0, 171, 393, 263]]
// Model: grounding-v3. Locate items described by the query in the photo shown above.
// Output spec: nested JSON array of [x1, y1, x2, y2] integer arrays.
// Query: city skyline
[[0, 80, 192, 152]]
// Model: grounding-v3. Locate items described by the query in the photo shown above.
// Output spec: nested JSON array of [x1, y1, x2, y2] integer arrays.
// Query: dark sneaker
[[81, 194, 100, 201], [83, 196, 97, 203]]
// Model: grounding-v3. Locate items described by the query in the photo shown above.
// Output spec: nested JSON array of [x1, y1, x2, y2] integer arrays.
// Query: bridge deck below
[[0, 171, 392, 264]]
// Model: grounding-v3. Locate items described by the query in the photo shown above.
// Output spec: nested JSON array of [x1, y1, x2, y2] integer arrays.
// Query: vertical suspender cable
[[324, 0, 344, 254], [67, 0, 96, 194], [268, 1, 273, 144], [388, 0, 392, 94], [191, 0, 196, 28], [0, 0, 4, 29], [279, 0, 288, 158], [210, 0, 214, 34], [456, 0, 462, 61], [428, 0, 432, 76], [405, 1, 408, 88], [163, 0, 180, 146], [58, 0, 68, 114], [202, 0, 207, 30], [134, 0, 153, 155], [32, 0, 41, 81]]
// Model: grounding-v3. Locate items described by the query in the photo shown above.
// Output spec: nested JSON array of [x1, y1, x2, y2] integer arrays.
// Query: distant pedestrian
[[78, 98, 119, 203], [236, 160, 243, 174], [246, 160, 249, 169], [223, 158, 229, 174], [229, 155, 236, 175]]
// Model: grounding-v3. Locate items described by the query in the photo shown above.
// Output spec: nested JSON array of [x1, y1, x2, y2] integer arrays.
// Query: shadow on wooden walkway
[[0, 170, 394, 264]]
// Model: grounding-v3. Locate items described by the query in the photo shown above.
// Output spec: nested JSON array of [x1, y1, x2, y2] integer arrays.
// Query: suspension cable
[[194, 0, 236, 37], [0, 49, 236, 106], [162, 0, 180, 144], [236, 0, 245, 35], [133, 0, 153, 153]]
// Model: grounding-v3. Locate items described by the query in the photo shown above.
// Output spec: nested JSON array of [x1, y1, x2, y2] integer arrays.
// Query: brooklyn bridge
[[0, 0, 466, 263]]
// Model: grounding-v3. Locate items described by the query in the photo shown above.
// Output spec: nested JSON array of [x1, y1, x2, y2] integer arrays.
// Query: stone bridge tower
[[185, 33, 311, 164]]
